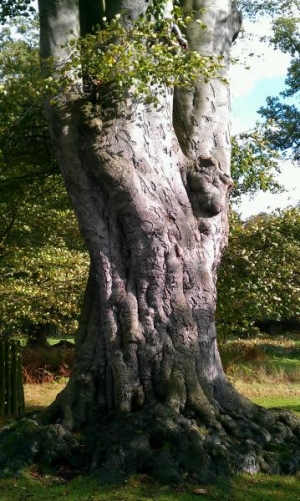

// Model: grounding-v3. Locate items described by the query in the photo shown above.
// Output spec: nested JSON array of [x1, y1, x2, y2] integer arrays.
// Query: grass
[[220, 333, 300, 383], [47, 336, 75, 345], [234, 382, 300, 416], [1, 472, 300, 501], [21, 332, 300, 415], [24, 381, 67, 412], [220, 334, 300, 417], [252, 396, 300, 415]]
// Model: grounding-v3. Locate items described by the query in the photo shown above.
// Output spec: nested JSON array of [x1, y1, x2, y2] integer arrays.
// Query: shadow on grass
[[281, 404, 300, 414], [25, 404, 46, 413], [230, 473, 300, 501], [262, 343, 300, 359]]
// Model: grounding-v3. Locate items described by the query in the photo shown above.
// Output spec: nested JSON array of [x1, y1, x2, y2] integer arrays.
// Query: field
[[221, 334, 300, 415], [2, 333, 300, 500]]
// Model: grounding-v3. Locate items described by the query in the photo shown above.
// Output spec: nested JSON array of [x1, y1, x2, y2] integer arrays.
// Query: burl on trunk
[[35, 0, 300, 484]]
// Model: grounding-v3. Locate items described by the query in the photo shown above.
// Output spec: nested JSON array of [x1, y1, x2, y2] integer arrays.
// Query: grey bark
[[35, 0, 300, 484]]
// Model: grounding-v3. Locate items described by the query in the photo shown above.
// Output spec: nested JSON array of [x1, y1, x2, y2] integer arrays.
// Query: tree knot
[[186, 156, 233, 217]]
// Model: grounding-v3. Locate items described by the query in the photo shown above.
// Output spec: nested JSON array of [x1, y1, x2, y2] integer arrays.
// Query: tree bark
[[35, 0, 300, 484]]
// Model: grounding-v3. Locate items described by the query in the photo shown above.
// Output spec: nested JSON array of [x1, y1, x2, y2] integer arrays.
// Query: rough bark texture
[[14, 0, 300, 484]]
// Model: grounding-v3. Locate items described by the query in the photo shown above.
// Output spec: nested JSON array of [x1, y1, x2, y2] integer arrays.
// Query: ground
[[2, 333, 300, 493]]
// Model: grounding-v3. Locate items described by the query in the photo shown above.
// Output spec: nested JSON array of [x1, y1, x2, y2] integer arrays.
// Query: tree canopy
[[0, 0, 35, 23], [258, 15, 300, 160], [0, 17, 88, 337], [231, 128, 282, 202], [217, 207, 300, 338]]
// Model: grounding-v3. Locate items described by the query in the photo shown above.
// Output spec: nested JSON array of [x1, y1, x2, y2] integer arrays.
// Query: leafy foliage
[[0, 19, 88, 337], [217, 208, 300, 338], [0, 18, 56, 185], [231, 127, 282, 201], [258, 16, 300, 160], [270, 16, 300, 58], [236, 0, 300, 19], [56, 7, 222, 105], [259, 98, 300, 161], [0, 0, 35, 24], [0, 176, 89, 337]]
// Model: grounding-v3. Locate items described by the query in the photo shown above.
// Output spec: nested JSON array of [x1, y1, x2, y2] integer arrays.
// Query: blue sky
[[232, 75, 286, 133], [230, 19, 299, 219]]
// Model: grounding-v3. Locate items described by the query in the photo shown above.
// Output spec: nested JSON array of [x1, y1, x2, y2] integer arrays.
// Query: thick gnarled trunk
[[34, 0, 300, 484], [42, 92, 234, 424]]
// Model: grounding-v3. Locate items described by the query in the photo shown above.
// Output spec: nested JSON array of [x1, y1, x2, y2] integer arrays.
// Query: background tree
[[217, 207, 300, 338], [218, 6, 300, 339], [0, 0, 35, 23], [231, 127, 282, 202], [0, 176, 88, 340], [236, 0, 300, 18], [0, 18, 88, 340], [259, 16, 300, 160]]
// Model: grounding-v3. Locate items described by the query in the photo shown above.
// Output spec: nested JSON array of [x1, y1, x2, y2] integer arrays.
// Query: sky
[[230, 17, 300, 219]]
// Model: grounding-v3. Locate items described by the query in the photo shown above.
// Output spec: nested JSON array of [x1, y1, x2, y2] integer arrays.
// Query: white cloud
[[230, 19, 290, 99], [231, 114, 253, 135], [236, 161, 300, 220]]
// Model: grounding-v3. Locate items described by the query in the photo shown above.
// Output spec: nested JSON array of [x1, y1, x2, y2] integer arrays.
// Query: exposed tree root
[[1, 397, 300, 485]]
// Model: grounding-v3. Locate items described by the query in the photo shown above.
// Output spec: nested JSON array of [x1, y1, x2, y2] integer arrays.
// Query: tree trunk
[[36, 0, 300, 484]]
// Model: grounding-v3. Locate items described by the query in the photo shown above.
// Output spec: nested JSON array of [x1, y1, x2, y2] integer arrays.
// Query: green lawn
[[1, 472, 300, 501], [251, 395, 300, 415]]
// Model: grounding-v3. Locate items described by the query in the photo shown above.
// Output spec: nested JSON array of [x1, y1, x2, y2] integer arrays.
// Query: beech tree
[[35, 0, 300, 482], [2, 0, 300, 485]]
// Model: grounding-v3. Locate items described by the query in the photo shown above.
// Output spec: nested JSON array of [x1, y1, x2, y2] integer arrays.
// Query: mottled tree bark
[[35, 0, 300, 484]]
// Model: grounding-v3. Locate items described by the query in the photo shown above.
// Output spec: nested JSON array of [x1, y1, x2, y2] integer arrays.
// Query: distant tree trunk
[[26, 323, 51, 348], [37, 0, 300, 484]]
